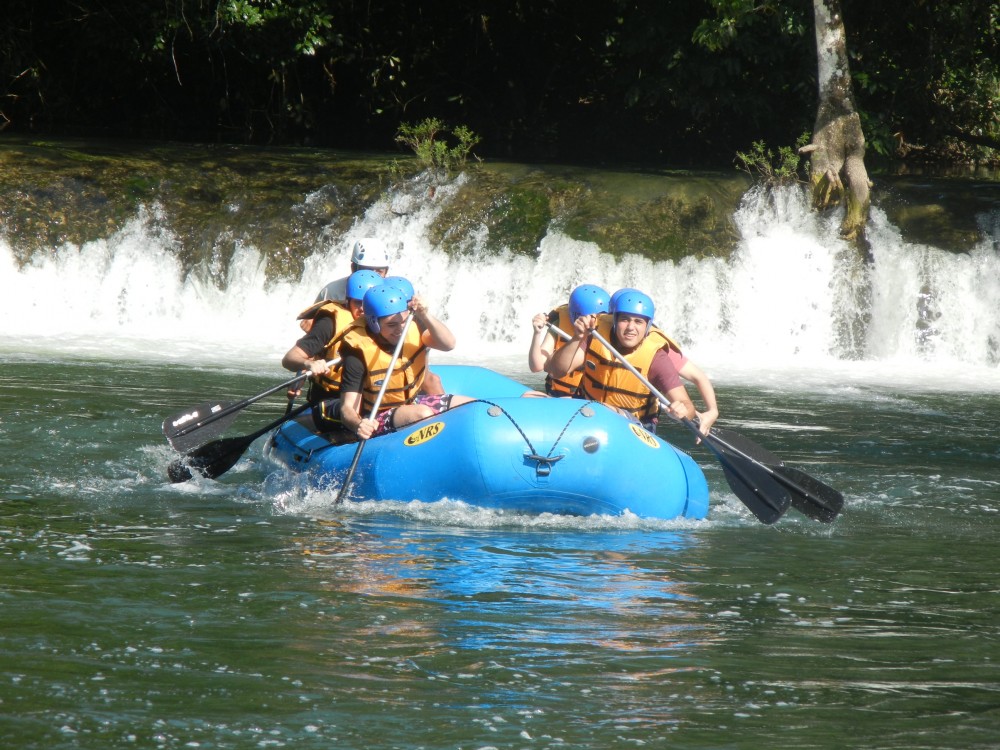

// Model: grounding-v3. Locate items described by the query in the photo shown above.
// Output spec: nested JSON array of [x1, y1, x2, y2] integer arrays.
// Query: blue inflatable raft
[[264, 365, 709, 520]]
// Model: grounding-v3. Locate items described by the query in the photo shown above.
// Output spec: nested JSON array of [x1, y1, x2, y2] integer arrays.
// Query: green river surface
[[1, 355, 998, 749]]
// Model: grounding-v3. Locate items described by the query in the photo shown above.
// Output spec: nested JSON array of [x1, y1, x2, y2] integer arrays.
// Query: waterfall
[[2, 177, 998, 391]]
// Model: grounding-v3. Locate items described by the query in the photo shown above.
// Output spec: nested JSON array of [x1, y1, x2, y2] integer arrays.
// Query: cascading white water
[[2, 177, 998, 391]]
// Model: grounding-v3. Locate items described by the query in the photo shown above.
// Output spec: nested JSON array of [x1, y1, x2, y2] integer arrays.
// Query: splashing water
[[2, 179, 999, 391]]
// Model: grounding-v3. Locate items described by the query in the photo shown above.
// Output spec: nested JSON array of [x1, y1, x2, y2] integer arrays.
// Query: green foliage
[[931, 63, 1000, 160], [395, 119, 481, 175], [616, 0, 814, 161], [841, 0, 1000, 166], [0, 0, 996, 167], [734, 133, 811, 185], [691, 0, 762, 52], [216, 1, 334, 55]]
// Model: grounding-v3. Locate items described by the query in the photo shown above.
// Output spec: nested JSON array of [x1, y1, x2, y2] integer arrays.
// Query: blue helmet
[[568, 284, 610, 321], [346, 269, 384, 302], [609, 287, 641, 313], [613, 289, 654, 320], [383, 275, 414, 301], [363, 284, 409, 334]]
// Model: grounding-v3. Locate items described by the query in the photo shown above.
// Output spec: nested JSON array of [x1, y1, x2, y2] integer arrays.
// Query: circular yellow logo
[[403, 421, 446, 446], [628, 423, 660, 449]]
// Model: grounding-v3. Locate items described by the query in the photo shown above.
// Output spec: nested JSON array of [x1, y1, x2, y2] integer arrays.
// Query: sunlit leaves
[[395, 118, 481, 176]]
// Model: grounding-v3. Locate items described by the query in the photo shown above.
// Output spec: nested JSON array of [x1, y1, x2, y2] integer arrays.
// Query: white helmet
[[351, 238, 391, 269]]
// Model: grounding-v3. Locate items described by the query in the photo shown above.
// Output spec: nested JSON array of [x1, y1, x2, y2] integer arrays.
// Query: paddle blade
[[709, 428, 843, 523], [167, 405, 311, 483], [706, 427, 843, 523], [162, 369, 317, 452], [166, 433, 256, 483], [680, 419, 790, 524], [772, 465, 845, 523], [717, 455, 792, 525], [167, 459, 195, 483], [162, 401, 240, 452]]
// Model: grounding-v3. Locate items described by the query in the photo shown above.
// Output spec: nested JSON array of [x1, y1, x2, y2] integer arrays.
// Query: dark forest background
[[2, 0, 997, 169]]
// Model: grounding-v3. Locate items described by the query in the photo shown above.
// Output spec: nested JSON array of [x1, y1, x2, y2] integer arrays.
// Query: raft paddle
[[335, 315, 414, 504], [695, 424, 844, 523], [585, 327, 842, 523], [167, 402, 312, 483], [162, 358, 341, 452]]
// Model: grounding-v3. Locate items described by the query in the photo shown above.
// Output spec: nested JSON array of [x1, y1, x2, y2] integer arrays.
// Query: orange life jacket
[[578, 315, 676, 422], [544, 304, 582, 397], [340, 323, 427, 414], [296, 301, 359, 395]]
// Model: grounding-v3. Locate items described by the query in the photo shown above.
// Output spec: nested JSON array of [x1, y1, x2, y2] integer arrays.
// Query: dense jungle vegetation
[[1, 1, 997, 169]]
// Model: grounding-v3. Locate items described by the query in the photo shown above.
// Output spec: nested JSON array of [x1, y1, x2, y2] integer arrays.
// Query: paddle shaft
[[163, 357, 341, 446], [335, 316, 414, 504]]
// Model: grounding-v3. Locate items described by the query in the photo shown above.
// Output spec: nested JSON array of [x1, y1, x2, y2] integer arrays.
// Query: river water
[[2, 143, 1000, 749]]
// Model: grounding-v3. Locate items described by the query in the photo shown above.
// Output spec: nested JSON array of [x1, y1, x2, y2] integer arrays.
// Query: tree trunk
[[800, 0, 871, 249]]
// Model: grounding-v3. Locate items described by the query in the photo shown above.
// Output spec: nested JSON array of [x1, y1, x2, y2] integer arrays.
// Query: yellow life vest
[[296, 301, 360, 395], [544, 304, 583, 397], [649, 323, 683, 356], [341, 322, 427, 414], [578, 315, 674, 422]]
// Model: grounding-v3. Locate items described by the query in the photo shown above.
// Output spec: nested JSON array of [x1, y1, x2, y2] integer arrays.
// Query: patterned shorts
[[373, 393, 455, 436]]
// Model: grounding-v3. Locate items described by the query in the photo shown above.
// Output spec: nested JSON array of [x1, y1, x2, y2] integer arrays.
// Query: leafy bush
[[735, 133, 811, 184], [395, 118, 481, 175]]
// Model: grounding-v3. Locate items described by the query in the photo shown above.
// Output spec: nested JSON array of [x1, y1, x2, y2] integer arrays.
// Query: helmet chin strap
[[372, 310, 410, 340]]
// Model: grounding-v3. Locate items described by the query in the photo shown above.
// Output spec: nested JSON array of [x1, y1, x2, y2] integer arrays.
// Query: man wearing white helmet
[[311, 237, 392, 305]]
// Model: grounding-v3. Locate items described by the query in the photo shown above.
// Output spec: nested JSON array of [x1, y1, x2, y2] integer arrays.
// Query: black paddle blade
[[771, 465, 844, 523], [697, 434, 791, 524], [167, 459, 194, 483], [166, 433, 257, 483], [167, 404, 312, 484], [162, 401, 241, 452], [708, 427, 844, 523], [716, 455, 792, 524], [162, 370, 316, 452]]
